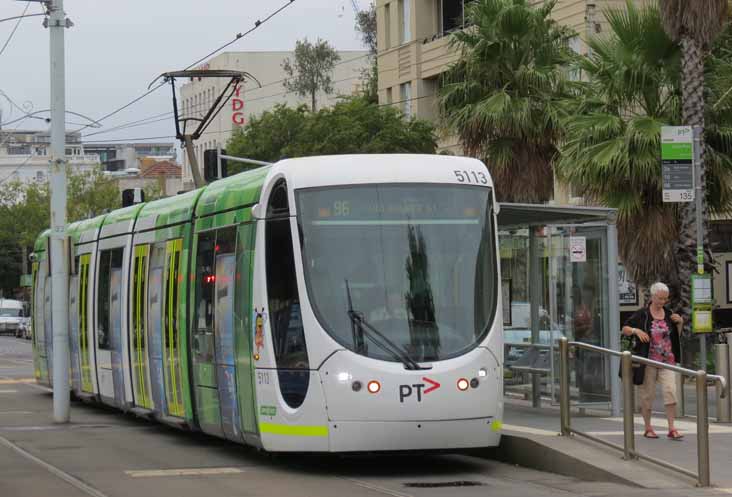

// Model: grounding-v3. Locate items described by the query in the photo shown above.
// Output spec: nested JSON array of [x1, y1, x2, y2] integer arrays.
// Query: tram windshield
[[296, 184, 497, 363]]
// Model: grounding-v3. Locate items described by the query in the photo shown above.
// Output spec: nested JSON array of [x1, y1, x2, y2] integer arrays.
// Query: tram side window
[[194, 232, 216, 362], [266, 182, 309, 409], [97, 248, 123, 350]]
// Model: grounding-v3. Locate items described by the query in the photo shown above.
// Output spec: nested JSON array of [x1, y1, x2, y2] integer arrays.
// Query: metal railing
[[558, 337, 727, 487]]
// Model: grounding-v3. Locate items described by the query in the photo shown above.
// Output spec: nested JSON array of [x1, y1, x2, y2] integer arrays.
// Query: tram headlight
[[457, 378, 470, 391], [367, 380, 381, 394], [478, 368, 488, 377]]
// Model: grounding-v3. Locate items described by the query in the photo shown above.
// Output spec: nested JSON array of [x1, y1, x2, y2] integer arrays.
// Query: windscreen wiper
[[345, 280, 422, 371]]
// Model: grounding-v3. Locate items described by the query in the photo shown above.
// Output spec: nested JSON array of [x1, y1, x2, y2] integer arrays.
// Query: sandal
[[667, 429, 684, 440], [643, 429, 659, 439]]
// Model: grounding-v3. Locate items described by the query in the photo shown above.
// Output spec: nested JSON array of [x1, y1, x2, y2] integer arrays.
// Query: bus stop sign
[[662, 126, 694, 203]]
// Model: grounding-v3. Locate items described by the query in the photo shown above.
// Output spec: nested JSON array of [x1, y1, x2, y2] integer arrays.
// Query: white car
[[0, 299, 28, 338]]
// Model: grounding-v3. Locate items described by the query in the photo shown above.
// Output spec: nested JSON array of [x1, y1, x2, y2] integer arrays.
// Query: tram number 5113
[[454, 170, 488, 185]]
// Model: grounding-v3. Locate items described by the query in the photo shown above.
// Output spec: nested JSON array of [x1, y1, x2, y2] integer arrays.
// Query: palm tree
[[556, 2, 732, 294], [438, 0, 575, 202], [659, 0, 729, 330]]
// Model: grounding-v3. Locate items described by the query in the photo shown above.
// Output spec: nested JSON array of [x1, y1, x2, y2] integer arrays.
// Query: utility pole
[[47, 0, 70, 423]]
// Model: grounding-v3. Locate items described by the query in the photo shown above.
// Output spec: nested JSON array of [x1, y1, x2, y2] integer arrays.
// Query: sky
[[0, 0, 368, 147]]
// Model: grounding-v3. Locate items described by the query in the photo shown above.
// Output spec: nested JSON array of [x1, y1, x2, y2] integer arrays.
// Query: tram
[[31, 154, 503, 452]]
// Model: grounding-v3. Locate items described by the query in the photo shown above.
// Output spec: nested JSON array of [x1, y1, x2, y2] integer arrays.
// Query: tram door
[[96, 248, 125, 406], [147, 244, 168, 415], [130, 245, 153, 409], [32, 261, 49, 383], [235, 223, 258, 438], [215, 250, 241, 441], [193, 230, 224, 436], [163, 239, 185, 418]]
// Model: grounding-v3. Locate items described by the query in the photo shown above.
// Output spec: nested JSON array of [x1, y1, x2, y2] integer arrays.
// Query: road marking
[[0, 411, 32, 415], [124, 467, 246, 478], [0, 389, 18, 394], [501, 424, 557, 436], [0, 378, 35, 384], [342, 478, 413, 497], [0, 433, 110, 497]]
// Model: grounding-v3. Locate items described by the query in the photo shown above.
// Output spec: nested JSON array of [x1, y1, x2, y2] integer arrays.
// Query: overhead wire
[[0, 1, 30, 59], [80, 92, 437, 145], [73, 0, 299, 134]]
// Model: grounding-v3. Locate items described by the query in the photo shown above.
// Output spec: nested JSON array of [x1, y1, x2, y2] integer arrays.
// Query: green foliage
[[0, 166, 121, 295], [355, 3, 377, 54], [556, 1, 732, 286], [438, 0, 576, 202], [355, 3, 378, 103], [282, 38, 341, 112], [226, 96, 437, 173]]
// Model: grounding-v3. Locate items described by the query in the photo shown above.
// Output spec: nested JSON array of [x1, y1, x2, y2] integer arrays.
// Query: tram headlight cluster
[[457, 378, 470, 391], [349, 379, 381, 393]]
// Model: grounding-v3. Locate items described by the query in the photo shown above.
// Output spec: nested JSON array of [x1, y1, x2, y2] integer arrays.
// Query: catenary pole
[[48, 0, 70, 423]]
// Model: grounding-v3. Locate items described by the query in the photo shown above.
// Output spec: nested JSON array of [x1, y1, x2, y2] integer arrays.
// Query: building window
[[386, 87, 393, 104], [384, 3, 391, 49], [36, 171, 45, 181], [399, 0, 411, 44], [400, 82, 412, 118], [441, 0, 473, 34]]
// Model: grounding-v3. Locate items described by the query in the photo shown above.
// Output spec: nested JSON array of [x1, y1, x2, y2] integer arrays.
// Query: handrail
[[559, 337, 724, 487], [505, 342, 552, 350], [572, 340, 727, 392]]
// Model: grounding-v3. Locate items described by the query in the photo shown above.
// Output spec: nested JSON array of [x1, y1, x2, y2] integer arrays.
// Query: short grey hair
[[650, 282, 669, 296]]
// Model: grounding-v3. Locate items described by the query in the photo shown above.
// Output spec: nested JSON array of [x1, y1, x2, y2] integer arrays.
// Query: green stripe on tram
[[259, 423, 329, 437]]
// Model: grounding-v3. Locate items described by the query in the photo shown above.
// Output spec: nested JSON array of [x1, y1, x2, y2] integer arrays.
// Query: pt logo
[[399, 377, 441, 403]]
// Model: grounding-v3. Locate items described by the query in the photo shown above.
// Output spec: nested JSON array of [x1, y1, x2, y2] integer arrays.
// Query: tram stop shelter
[[497, 203, 622, 416]]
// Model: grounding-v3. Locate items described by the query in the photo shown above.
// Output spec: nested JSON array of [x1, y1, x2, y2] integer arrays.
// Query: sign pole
[[693, 126, 706, 370], [48, 0, 70, 422]]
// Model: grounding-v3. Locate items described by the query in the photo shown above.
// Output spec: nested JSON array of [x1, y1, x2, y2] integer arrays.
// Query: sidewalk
[[502, 399, 732, 489]]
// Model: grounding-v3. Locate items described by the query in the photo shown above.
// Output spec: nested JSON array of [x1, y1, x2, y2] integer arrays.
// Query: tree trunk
[[674, 35, 711, 335], [311, 91, 317, 113]]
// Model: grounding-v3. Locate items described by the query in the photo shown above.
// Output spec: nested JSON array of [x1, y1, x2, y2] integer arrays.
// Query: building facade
[[375, 1, 732, 329], [0, 129, 99, 184], [178, 50, 370, 190], [82, 142, 176, 172]]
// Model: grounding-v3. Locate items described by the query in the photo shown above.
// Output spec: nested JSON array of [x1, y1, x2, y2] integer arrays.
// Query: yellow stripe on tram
[[259, 423, 329, 437], [174, 239, 183, 416], [167, 241, 180, 417], [135, 248, 146, 408]]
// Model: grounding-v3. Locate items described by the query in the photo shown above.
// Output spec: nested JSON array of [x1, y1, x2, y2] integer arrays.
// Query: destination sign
[[298, 185, 489, 223]]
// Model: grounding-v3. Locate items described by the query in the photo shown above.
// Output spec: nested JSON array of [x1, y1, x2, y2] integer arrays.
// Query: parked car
[[0, 299, 29, 338]]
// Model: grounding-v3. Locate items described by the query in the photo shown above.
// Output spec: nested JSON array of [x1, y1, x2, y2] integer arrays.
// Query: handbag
[[619, 333, 646, 385]]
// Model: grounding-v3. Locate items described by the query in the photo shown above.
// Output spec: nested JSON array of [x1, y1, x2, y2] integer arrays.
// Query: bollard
[[621, 351, 635, 460], [559, 338, 570, 436], [715, 344, 731, 423], [697, 370, 711, 487]]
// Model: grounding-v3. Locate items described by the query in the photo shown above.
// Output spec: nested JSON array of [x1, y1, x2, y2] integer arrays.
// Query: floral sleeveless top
[[649, 319, 675, 364]]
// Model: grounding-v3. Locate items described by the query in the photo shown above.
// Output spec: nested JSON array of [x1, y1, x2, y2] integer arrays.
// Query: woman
[[622, 282, 684, 440]]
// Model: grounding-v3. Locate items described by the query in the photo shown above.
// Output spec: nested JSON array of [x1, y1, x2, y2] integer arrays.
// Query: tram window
[[195, 232, 215, 331], [267, 181, 289, 218], [216, 227, 236, 255], [97, 247, 123, 351], [266, 180, 309, 409]]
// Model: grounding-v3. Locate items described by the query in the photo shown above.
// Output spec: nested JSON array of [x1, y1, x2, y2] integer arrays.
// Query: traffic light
[[122, 188, 145, 208], [204, 149, 228, 182]]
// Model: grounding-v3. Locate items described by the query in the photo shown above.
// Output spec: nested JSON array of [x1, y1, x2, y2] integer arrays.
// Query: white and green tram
[[32, 154, 503, 452]]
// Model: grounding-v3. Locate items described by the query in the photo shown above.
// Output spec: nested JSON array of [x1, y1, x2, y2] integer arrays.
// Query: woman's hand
[[671, 313, 684, 333], [635, 329, 650, 343]]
